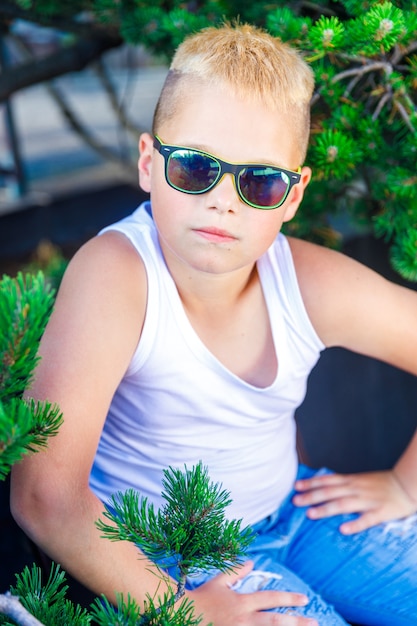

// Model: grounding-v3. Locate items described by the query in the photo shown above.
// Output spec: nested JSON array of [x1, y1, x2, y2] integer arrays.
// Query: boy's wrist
[[392, 466, 417, 506]]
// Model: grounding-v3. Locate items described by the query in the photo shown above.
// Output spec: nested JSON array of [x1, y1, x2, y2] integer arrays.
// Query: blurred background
[[0, 19, 168, 275]]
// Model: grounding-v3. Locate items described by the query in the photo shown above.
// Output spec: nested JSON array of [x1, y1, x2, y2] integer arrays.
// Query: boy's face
[[138, 81, 311, 279]]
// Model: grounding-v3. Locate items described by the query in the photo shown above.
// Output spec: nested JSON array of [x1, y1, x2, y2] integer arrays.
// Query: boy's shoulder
[[63, 230, 148, 323], [286, 236, 399, 350], [287, 235, 360, 285], [75, 229, 147, 282]]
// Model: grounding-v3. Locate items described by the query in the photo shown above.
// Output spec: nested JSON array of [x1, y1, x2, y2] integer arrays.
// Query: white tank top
[[89, 202, 324, 526]]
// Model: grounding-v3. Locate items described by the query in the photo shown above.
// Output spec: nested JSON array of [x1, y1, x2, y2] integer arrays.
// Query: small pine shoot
[[0, 271, 62, 480]]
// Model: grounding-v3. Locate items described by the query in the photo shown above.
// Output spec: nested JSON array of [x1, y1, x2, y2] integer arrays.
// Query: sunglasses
[[153, 135, 301, 210]]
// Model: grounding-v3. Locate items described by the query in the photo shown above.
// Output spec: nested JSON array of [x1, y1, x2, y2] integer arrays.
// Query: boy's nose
[[205, 173, 239, 213]]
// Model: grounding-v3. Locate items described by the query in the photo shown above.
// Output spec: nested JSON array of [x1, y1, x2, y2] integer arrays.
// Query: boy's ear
[[138, 133, 154, 193], [282, 166, 312, 223]]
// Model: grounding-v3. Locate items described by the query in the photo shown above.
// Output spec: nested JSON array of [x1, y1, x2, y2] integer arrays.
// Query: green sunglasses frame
[[153, 135, 301, 210]]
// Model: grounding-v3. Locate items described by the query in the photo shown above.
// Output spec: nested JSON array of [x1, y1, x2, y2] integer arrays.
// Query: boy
[[11, 23, 417, 626]]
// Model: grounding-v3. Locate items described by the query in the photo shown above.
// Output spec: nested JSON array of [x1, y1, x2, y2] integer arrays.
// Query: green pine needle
[[91, 590, 204, 626], [9, 563, 90, 626], [0, 398, 63, 480], [311, 129, 363, 180], [309, 15, 345, 52], [96, 462, 254, 576], [390, 230, 417, 282], [0, 272, 55, 403]]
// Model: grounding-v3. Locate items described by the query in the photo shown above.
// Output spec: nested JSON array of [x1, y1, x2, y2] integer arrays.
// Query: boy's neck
[[162, 248, 258, 313]]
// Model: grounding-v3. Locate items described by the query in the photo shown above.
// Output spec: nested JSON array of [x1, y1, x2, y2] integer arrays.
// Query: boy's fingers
[[247, 589, 309, 608], [340, 510, 390, 535], [306, 495, 364, 518], [295, 473, 347, 491], [269, 618, 318, 626], [340, 517, 369, 535], [212, 563, 316, 622], [263, 618, 318, 626], [255, 608, 318, 626], [224, 559, 255, 586], [293, 485, 355, 507], [241, 591, 316, 625]]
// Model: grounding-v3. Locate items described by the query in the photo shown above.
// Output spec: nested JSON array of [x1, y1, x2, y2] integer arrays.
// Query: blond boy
[[11, 23, 417, 626]]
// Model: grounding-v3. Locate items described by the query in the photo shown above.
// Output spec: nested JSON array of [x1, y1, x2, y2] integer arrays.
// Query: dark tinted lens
[[239, 167, 290, 208], [167, 149, 220, 193]]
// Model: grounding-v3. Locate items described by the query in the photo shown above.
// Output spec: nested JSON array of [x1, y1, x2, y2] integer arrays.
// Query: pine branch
[[0, 399, 63, 480], [0, 1, 97, 36], [96, 462, 254, 577], [93, 463, 252, 624], [0, 271, 62, 479], [0, 272, 55, 403], [393, 98, 416, 133], [300, 1, 336, 17], [391, 41, 417, 64], [0, 29, 122, 101], [372, 90, 392, 120], [8, 563, 91, 625], [93, 58, 145, 138], [45, 80, 138, 175], [332, 60, 393, 89], [0, 273, 53, 399], [10, 35, 139, 176]]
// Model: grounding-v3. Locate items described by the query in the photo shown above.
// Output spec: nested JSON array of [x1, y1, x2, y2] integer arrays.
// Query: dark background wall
[[0, 182, 146, 265], [296, 234, 417, 474]]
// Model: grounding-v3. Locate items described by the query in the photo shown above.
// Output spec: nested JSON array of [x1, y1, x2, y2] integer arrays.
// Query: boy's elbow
[[10, 466, 61, 546]]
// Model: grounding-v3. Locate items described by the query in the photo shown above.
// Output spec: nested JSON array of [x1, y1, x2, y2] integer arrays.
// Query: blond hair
[[152, 23, 315, 160]]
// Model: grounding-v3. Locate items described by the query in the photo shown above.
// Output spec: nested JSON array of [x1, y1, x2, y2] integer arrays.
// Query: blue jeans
[[185, 466, 417, 626]]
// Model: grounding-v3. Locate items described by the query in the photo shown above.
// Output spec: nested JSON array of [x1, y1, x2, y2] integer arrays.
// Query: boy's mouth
[[192, 226, 237, 243]]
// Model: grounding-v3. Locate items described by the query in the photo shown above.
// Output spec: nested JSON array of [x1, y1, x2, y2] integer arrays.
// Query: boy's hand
[[188, 561, 318, 626], [293, 470, 417, 534]]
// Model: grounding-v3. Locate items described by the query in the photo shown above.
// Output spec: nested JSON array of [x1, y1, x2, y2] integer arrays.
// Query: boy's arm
[[10, 231, 170, 601], [289, 237, 417, 534]]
